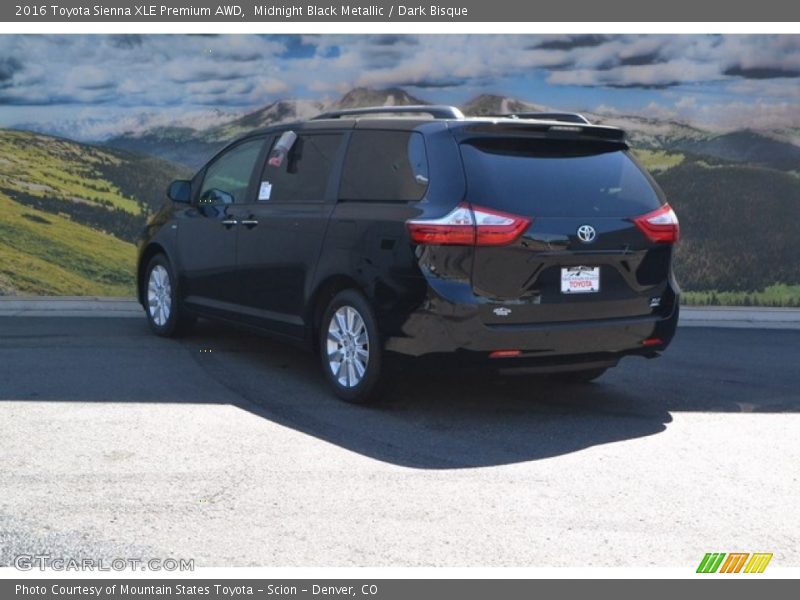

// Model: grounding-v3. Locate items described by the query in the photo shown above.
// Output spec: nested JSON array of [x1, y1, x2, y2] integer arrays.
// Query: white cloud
[[0, 34, 798, 136]]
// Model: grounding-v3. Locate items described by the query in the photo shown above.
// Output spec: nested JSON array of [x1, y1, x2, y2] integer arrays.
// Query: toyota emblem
[[577, 225, 596, 243]]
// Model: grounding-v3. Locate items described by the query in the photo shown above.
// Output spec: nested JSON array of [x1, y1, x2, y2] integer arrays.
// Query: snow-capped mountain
[[94, 87, 799, 171]]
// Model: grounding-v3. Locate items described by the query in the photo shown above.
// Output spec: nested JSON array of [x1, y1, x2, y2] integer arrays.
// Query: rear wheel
[[550, 367, 608, 384], [319, 290, 382, 404], [143, 254, 194, 337]]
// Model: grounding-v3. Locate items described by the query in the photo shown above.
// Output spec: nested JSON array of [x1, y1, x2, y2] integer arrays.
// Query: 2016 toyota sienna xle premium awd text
[[137, 106, 680, 403]]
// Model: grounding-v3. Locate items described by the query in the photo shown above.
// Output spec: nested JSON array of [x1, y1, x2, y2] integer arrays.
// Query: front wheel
[[319, 290, 383, 404], [143, 254, 194, 337]]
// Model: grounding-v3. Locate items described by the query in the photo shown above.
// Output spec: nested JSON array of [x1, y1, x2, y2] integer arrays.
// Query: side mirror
[[167, 180, 192, 204]]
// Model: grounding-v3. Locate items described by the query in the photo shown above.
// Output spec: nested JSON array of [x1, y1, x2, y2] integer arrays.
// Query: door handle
[[221, 219, 238, 228], [241, 219, 259, 229]]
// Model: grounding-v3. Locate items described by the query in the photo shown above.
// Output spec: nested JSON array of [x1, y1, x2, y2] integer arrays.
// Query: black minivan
[[137, 106, 680, 402]]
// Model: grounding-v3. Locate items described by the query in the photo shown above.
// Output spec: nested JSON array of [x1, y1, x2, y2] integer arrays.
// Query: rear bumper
[[383, 279, 679, 367]]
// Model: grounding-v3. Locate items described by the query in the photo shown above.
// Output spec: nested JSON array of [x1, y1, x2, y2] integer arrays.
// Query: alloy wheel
[[326, 306, 370, 388], [147, 265, 172, 327]]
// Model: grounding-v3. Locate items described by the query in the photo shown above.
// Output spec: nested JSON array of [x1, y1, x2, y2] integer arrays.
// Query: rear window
[[339, 131, 429, 202], [459, 138, 662, 217]]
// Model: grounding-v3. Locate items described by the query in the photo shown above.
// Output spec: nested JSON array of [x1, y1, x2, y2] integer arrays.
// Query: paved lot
[[0, 316, 798, 567]]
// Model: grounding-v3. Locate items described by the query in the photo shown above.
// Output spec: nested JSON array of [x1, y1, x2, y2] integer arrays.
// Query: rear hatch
[[458, 133, 675, 325]]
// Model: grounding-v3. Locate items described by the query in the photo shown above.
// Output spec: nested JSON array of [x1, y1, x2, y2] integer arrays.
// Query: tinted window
[[262, 133, 343, 202], [339, 131, 428, 202], [459, 138, 662, 217], [199, 138, 264, 205]]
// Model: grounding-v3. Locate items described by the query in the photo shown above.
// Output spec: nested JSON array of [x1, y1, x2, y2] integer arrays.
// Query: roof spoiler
[[458, 121, 627, 144]]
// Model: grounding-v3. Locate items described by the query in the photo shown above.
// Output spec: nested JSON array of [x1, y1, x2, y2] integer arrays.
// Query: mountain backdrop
[[2, 86, 799, 302], [0, 130, 188, 295]]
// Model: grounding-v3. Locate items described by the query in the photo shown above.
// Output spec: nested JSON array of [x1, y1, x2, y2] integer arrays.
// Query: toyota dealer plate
[[561, 266, 600, 294]]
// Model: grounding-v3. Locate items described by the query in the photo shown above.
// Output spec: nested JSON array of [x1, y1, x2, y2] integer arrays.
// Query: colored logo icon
[[697, 552, 773, 573]]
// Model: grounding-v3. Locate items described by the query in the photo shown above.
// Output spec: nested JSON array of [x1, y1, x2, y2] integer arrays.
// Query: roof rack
[[313, 105, 465, 120], [493, 112, 591, 125]]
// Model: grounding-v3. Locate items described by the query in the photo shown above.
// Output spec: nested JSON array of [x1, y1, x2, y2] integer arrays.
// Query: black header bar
[[3, 0, 799, 22]]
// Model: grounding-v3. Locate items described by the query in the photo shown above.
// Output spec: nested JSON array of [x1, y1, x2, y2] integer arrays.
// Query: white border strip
[[3, 566, 800, 579], [1, 22, 799, 34]]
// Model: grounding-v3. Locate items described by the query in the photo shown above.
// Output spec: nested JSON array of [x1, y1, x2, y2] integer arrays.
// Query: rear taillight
[[489, 349, 522, 358], [633, 203, 679, 244], [407, 203, 531, 246]]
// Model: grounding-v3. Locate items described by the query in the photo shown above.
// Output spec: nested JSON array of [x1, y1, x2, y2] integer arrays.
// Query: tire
[[319, 289, 383, 404], [143, 254, 194, 337], [550, 367, 608, 384]]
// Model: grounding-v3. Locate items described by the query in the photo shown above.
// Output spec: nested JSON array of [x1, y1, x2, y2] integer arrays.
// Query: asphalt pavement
[[0, 315, 798, 567]]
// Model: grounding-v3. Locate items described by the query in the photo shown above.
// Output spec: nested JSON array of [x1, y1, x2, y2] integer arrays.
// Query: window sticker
[[258, 181, 272, 201]]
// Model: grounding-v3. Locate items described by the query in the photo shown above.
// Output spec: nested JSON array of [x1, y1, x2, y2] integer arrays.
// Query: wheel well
[[309, 275, 363, 353], [137, 244, 166, 305]]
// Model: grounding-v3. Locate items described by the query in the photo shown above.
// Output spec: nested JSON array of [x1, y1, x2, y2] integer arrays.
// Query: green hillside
[[630, 149, 685, 173], [670, 130, 800, 172], [0, 130, 187, 296], [0, 192, 133, 295], [2, 126, 799, 304], [654, 160, 800, 292]]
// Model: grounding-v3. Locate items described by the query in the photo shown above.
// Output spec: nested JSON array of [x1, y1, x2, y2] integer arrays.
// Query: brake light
[[407, 203, 531, 246], [490, 349, 522, 358], [633, 204, 679, 244]]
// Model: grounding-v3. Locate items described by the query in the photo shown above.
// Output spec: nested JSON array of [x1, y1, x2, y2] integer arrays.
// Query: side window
[[339, 131, 429, 202], [261, 133, 343, 202], [198, 138, 264, 205]]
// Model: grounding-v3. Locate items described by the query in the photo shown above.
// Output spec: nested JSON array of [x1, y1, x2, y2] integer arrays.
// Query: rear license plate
[[561, 266, 600, 294]]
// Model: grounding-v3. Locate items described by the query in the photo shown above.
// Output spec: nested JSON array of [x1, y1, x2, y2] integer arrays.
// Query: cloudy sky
[[0, 34, 798, 139]]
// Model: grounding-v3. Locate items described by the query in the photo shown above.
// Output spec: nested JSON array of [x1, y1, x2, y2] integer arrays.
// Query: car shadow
[[1, 317, 797, 469]]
